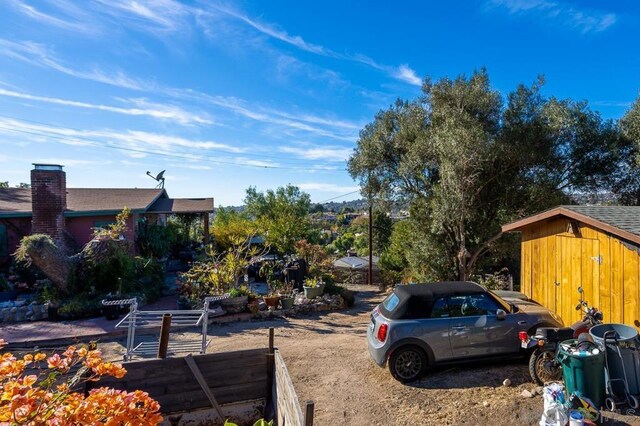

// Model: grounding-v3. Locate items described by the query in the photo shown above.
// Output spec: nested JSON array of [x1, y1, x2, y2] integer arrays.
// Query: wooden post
[[266, 327, 275, 408], [304, 400, 315, 426], [203, 212, 210, 244], [157, 314, 172, 359], [269, 327, 274, 354]]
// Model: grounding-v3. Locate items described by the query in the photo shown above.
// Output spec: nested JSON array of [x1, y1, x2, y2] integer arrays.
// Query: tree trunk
[[21, 236, 75, 293]]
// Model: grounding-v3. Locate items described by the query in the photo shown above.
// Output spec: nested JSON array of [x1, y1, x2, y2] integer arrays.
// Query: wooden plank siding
[[518, 217, 640, 330]]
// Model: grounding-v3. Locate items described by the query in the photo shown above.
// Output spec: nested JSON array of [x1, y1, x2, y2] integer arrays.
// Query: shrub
[[0, 339, 162, 424]]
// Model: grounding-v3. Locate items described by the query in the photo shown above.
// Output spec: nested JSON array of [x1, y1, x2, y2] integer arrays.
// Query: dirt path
[[89, 286, 639, 425]]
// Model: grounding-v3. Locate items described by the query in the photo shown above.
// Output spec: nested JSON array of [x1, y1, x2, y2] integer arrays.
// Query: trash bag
[[540, 383, 568, 426]]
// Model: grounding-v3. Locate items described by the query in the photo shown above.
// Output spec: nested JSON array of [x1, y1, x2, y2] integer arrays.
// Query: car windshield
[[382, 293, 400, 312], [488, 290, 514, 312]]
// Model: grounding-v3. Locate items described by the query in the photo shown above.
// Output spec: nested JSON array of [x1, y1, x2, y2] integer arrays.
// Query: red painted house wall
[[66, 215, 136, 247], [0, 218, 32, 264]]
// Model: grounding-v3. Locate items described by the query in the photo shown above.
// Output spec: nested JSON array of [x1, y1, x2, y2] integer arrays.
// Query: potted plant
[[260, 262, 281, 310], [303, 277, 323, 299], [177, 294, 191, 310], [247, 293, 260, 315], [278, 281, 295, 310], [221, 286, 249, 313]]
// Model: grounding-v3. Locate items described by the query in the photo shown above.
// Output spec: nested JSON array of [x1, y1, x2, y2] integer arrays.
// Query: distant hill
[[221, 197, 408, 214], [219, 198, 368, 213]]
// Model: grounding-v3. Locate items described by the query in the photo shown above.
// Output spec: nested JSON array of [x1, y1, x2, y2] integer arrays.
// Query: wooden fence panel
[[275, 350, 305, 426], [90, 348, 269, 414]]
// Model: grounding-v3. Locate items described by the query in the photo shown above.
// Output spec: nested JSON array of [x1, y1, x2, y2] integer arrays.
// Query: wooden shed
[[502, 206, 640, 329]]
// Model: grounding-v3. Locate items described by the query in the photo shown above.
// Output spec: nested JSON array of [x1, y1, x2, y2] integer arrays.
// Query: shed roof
[[502, 205, 640, 245]]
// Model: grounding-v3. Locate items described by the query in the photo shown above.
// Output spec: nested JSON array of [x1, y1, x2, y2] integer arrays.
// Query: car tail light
[[377, 323, 388, 342], [518, 331, 528, 342]]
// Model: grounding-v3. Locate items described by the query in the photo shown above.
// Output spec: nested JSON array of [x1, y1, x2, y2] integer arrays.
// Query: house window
[[0, 224, 7, 257]]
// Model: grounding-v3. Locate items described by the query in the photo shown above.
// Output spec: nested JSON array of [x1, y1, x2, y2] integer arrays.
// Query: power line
[[316, 190, 361, 204], [0, 123, 350, 172], [0, 113, 352, 170]]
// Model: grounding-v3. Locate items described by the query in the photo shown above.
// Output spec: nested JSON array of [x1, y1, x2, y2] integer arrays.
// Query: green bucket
[[557, 339, 606, 409]]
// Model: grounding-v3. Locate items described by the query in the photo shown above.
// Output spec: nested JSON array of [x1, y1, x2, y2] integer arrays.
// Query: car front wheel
[[389, 346, 426, 383]]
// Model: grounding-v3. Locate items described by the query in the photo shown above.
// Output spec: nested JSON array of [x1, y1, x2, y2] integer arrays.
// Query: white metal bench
[[102, 296, 228, 361]]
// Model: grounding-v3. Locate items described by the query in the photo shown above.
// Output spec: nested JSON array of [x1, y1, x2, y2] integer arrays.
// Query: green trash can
[[557, 339, 606, 409]]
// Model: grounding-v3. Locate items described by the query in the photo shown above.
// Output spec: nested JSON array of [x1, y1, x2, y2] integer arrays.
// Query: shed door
[[555, 236, 600, 325]]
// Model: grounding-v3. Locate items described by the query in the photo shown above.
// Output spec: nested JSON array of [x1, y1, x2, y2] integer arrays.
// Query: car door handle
[[452, 325, 465, 331], [517, 320, 527, 325]]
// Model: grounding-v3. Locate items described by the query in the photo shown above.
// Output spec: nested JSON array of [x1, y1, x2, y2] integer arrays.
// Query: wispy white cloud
[[0, 87, 213, 126], [488, 0, 617, 33], [92, 0, 193, 34], [280, 145, 352, 162], [395, 65, 422, 86], [0, 38, 360, 141], [5, 0, 95, 33], [296, 182, 360, 192], [34, 158, 108, 167], [0, 39, 147, 89], [592, 100, 633, 108], [0, 117, 243, 154], [206, 4, 422, 86]]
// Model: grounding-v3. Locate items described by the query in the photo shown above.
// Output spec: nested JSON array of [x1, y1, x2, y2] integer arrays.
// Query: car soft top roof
[[380, 281, 487, 319]]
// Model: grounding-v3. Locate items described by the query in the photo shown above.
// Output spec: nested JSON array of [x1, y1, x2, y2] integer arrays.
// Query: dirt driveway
[[95, 286, 636, 425]]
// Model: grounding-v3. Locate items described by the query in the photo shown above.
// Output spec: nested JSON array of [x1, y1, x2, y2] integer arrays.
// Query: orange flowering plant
[[0, 339, 162, 425]]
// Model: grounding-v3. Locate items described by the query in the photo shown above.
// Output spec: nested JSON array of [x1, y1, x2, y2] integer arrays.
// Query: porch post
[[203, 212, 210, 244]]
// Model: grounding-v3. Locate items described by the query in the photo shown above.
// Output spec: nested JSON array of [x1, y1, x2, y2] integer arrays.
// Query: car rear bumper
[[367, 322, 388, 367]]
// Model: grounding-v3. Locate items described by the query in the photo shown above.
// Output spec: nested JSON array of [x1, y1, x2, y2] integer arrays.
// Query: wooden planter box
[[90, 328, 313, 425]]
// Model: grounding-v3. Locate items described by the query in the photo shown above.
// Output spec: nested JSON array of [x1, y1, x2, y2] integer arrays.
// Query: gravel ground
[[66, 286, 640, 425]]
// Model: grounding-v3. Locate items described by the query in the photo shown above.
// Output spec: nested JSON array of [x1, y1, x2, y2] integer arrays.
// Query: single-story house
[[0, 164, 214, 263], [502, 205, 640, 329]]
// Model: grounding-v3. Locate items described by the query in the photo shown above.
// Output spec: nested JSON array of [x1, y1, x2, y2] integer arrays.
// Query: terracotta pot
[[263, 295, 280, 307]]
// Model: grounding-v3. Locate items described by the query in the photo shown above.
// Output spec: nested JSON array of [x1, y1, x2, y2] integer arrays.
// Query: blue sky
[[0, 0, 638, 205]]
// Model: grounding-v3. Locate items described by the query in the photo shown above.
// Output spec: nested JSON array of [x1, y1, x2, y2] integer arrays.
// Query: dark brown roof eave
[[502, 207, 640, 246]]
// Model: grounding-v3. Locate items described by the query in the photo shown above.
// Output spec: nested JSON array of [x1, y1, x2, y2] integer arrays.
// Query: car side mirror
[[496, 309, 507, 320]]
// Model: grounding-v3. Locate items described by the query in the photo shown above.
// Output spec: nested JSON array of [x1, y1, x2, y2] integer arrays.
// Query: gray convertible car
[[367, 281, 563, 382]]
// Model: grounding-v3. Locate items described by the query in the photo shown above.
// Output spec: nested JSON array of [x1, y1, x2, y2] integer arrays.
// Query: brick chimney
[[31, 164, 67, 246]]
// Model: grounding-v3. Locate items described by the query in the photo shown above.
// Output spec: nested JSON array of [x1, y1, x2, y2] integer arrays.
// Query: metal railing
[[102, 295, 229, 360]]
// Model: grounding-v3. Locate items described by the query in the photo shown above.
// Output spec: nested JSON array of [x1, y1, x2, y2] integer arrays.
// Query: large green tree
[[349, 70, 623, 281], [615, 97, 640, 205], [244, 185, 311, 253]]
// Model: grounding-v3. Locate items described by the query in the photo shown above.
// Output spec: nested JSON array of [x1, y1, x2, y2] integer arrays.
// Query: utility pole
[[368, 202, 373, 288]]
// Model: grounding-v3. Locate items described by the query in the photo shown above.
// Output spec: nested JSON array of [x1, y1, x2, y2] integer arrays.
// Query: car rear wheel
[[389, 346, 426, 383]]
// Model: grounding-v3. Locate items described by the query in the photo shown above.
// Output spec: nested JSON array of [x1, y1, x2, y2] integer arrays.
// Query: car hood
[[508, 299, 564, 326], [512, 300, 550, 313]]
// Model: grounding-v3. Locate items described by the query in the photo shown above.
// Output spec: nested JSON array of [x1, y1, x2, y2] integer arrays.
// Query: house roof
[[147, 197, 214, 214], [0, 188, 31, 215], [66, 188, 164, 215], [502, 205, 640, 245], [0, 187, 213, 218]]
